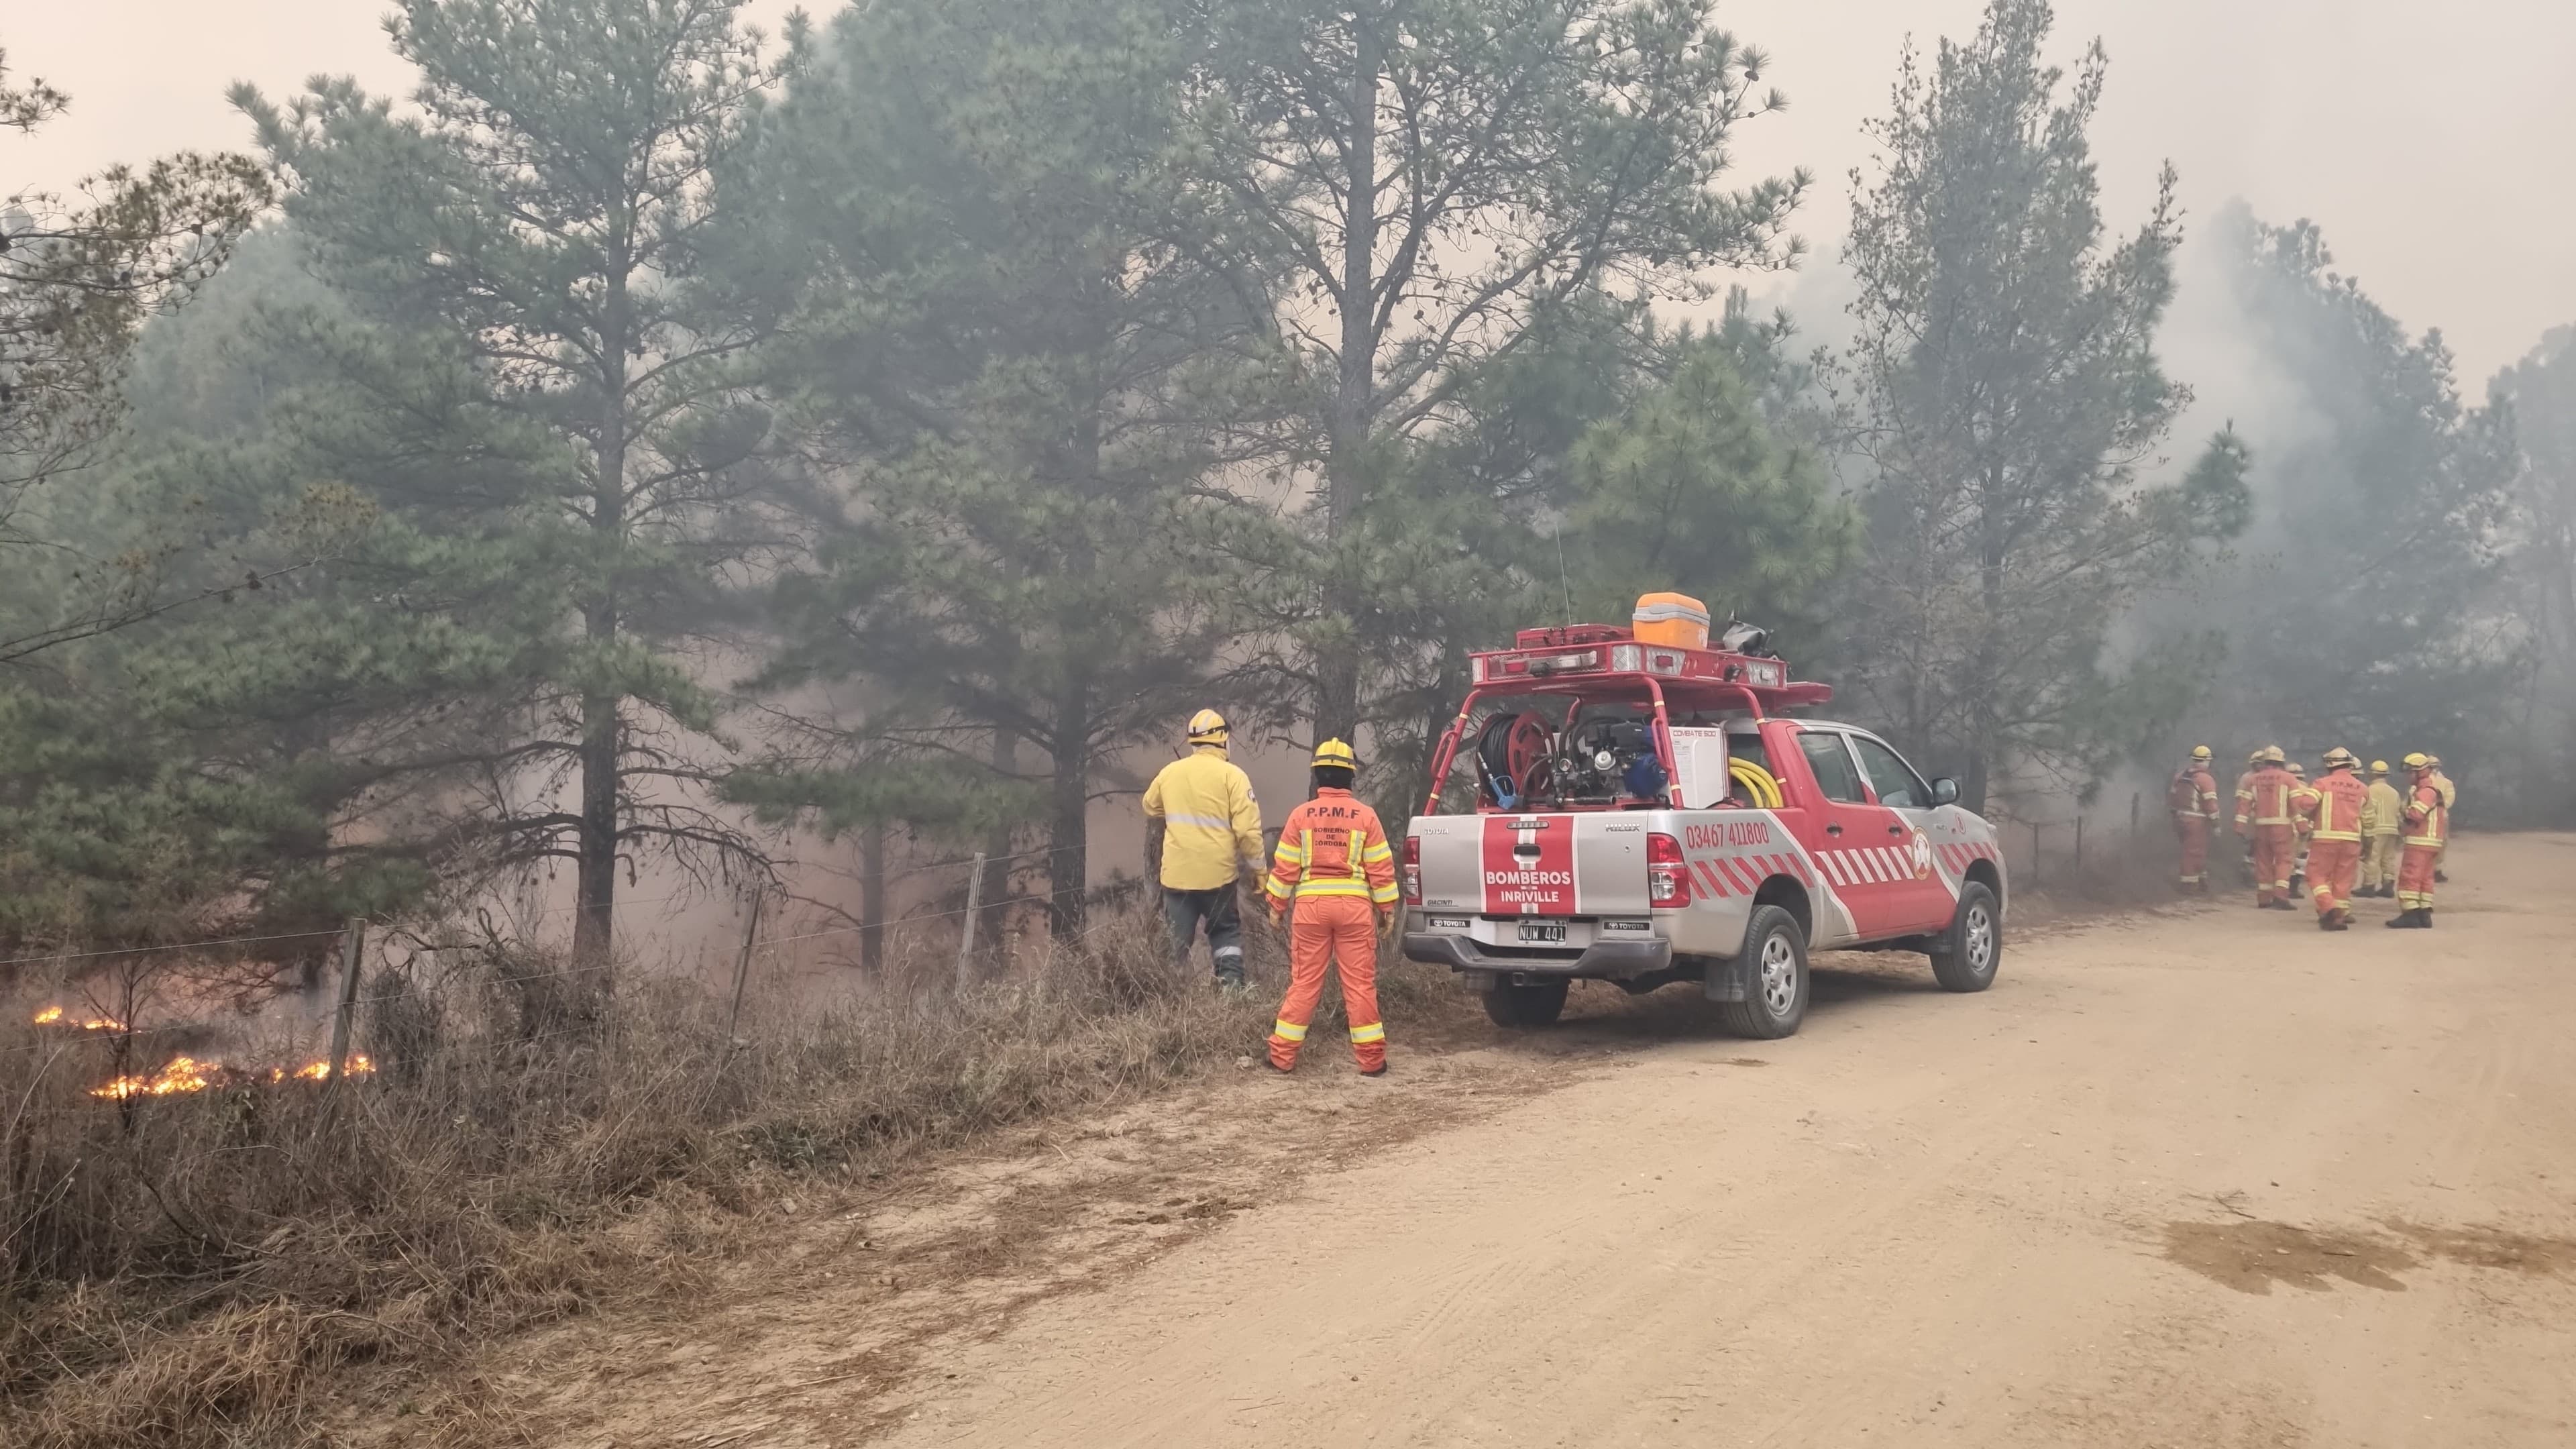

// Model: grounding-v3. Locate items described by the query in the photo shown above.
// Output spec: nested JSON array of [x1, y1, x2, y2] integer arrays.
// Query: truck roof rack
[[1471, 625, 1833, 714]]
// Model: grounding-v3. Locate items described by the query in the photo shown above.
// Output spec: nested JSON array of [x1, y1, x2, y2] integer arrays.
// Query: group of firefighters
[[2168, 745, 2457, 930], [1145, 709, 2472, 1081], [1141, 710, 1398, 1076]]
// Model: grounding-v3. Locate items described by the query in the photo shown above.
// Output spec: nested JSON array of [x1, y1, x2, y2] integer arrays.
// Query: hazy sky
[[8, 0, 2571, 383]]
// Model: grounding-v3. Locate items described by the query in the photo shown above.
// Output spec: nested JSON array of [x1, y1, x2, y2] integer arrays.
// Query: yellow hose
[[1729, 758, 1783, 810]]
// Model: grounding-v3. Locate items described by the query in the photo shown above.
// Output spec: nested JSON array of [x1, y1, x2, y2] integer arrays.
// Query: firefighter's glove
[[1377, 911, 1399, 943]]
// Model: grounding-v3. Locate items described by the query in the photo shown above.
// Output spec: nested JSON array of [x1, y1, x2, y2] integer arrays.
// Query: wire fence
[[0, 859, 1177, 1071]]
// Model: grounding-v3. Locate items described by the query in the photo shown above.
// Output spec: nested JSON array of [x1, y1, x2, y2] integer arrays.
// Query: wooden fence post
[[957, 852, 987, 993], [726, 892, 765, 1042], [326, 917, 367, 1090]]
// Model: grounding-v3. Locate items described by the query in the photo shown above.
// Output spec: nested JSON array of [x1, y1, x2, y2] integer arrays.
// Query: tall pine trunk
[[860, 822, 886, 973], [976, 726, 1016, 971], [574, 273, 631, 965], [1314, 25, 1382, 743], [1966, 465, 2006, 816], [1047, 679, 1091, 937]]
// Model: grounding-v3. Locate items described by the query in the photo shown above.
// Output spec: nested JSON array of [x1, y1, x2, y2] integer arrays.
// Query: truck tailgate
[[1410, 814, 1652, 918]]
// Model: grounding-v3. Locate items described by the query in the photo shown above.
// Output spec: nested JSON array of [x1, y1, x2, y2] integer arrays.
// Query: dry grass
[[0, 908, 1442, 1448]]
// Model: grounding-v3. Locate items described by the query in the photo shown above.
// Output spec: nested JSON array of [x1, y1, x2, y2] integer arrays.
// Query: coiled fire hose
[[1729, 757, 1784, 810]]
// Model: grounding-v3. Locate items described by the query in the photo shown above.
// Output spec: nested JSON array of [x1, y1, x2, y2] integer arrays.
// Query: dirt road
[[504, 834, 2576, 1448]]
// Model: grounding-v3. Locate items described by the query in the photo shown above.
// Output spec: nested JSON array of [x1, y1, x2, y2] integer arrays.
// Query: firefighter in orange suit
[[2387, 753, 2448, 929], [2293, 749, 2368, 930], [2424, 754, 2457, 883], [2231, 750, 2263, 884], [2167, 745, 2221, 892], [2284, 761, 2312, 894], [2359, 761, 2403, 898], [2233, 746, 2299, 909], [1265, 739, 1399, 1076]]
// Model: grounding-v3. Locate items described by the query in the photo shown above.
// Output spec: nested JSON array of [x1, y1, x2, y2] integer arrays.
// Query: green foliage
[[0, 228, 590, 947], [2, 46, 274, 664], [232, 0, 798, 956], [2, 0, 2555, 960], [1345, 289, 1858, 817], [1837, 0, 2247, 808], [1179, 0, 1809, 738], [1562, 339, 1858, 624], [734, 0, 1263, 926]]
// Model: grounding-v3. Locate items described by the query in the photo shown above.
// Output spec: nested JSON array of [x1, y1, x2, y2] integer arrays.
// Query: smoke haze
[[14, 1, 2569, 383]]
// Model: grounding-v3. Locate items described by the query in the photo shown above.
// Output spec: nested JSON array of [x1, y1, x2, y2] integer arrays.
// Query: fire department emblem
[[1909, 828, 1934, 879]]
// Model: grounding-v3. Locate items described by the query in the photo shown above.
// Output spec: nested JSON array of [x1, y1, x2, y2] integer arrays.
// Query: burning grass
[[0, 910, 1434, 1448]]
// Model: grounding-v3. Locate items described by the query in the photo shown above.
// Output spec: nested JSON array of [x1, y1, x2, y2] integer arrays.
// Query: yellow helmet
[[2322, 746, 2358, 769], [2258, 745, 2286, 765], [2424, 753, 2443, 767], [2189, 744, 2212, 760], [2286, 761, 2305, 776], [2370, 759, 2390, 774], [1186, 708, 1228, 744], [1311, 737, 1358, 771], [2401, 751, 2429, 770]]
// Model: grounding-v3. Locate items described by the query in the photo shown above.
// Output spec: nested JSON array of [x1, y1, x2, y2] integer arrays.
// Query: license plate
[[1517, 922, 1568, 944]]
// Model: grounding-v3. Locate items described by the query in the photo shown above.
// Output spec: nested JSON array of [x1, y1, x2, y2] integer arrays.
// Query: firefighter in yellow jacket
[[1265, 740, 1399, 1076], [2359, 760, 2403, 898], [2424, 754, 2457, 883], [1142, 709, 1267, 989]]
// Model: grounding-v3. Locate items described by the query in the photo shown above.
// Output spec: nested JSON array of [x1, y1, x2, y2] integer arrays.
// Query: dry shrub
[[0, 907, 1318, 1448]]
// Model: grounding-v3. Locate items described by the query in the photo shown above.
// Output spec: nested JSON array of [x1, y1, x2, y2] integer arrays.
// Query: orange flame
[[266, 1055, 374, 1084], [32, 1006, 126, 1032], [91, 1056, 219, 1099], [87, 1053, 374, 1099]]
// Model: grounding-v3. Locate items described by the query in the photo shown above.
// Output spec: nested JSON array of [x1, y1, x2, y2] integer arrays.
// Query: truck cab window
[[1727, 732, 1770, 777], [1850, 735, 1931, 810], [1798, 731, 1868, 804]]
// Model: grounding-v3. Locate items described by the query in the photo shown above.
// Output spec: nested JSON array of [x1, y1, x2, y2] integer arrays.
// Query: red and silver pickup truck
[[1400, 621, 2006, 1037]]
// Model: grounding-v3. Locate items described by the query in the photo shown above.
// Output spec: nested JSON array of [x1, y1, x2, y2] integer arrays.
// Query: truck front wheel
[[1929, 881, 2002, 993], [1482, 977, 1569, 1028], [1718, 906, 1810, 1039]]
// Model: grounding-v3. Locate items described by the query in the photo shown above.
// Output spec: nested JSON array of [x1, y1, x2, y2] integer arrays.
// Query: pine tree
[[1839, 0, 2247, 810], [1, 46, 272, 663], [736, 0, 1268, 931], [235, 0, 798, 960], [1177, 0, 1807, 742], [1348, 287, 1856, 814], [0, 228, 571, 951]]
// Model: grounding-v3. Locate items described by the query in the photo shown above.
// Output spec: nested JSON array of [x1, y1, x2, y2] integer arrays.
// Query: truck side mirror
[[1931, 777, 1961, 806]]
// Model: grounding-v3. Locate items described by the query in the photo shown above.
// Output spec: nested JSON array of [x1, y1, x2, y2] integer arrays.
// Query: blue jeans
[[1163, 885, 1245, 984]]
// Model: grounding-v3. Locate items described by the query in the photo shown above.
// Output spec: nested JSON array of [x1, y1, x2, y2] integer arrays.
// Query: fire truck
[[1399, 602, 2006, 1038]]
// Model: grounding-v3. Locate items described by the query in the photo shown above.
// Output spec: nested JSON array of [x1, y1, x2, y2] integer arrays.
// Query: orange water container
[[1631, 592, 1710, 649]]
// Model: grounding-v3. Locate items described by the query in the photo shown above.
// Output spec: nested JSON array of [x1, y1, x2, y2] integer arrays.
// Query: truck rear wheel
[[1482, 977, 1569, 1028], [1929, 881, 2001, 993], [1718, 906, 1809, 1039]]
